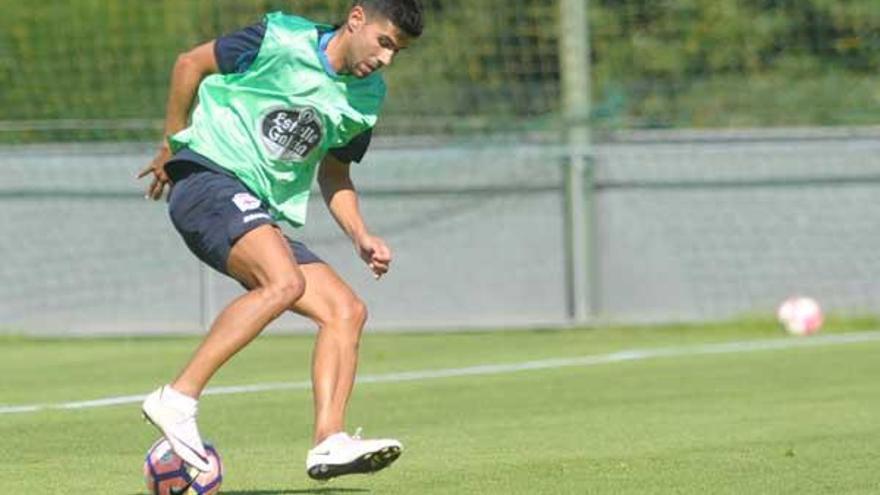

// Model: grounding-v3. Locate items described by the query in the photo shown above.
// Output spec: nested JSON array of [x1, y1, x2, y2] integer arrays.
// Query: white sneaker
[[141, 385, 212, 472], [306, 428, 403, 480]]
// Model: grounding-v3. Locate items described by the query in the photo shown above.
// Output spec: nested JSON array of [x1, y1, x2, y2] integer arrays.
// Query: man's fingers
[[146, 179, 158, 199], [361, 237, 392, 279], [373, 254, 391, 267], [369, 260, 389, 275], [147, 178, 165, 200], [139, 146, 173, 198], [372, 246, 392, 264], [369, 262, 387, 280], [155, 167, 170, 184], [136, 163, 154, 179]]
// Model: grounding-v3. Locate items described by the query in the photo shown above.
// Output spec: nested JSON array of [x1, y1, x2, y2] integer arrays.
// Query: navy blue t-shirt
[[169, 20, 372, 177]]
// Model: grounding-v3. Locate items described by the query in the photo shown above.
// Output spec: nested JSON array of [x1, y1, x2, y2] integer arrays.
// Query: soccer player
[[136, 0, 423, 480]]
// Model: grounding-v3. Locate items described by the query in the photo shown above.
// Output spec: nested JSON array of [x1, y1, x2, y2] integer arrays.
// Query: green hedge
[[0, 0, 877, 141]]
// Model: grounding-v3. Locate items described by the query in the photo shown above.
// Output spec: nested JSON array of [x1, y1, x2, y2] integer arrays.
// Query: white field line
[[3, 331, 880, 416]]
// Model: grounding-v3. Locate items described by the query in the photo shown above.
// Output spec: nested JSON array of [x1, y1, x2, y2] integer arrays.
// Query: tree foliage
[[0, 0, 877, 140]]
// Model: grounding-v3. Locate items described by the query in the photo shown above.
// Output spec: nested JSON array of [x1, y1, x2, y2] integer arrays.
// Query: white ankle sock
[[162, 384, 198, 411]]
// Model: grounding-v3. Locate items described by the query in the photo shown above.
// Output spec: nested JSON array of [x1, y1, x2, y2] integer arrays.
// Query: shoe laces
[[352, 427, 363, 440]]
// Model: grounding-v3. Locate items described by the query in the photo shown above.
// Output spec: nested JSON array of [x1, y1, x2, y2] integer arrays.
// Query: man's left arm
[[318, 153, 392, 279]]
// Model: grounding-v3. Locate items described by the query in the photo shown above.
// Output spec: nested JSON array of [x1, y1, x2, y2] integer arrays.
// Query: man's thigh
[[292, 263, 363, 325]]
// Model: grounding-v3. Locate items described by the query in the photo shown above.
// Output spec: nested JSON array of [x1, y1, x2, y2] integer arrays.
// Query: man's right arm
[[139, 41, 219, 199], [163, 42, 219, 141], [139, 21, 267, 199]]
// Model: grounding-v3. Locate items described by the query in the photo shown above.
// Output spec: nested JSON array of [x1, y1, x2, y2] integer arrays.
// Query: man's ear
[[347, 5, 367, 33]]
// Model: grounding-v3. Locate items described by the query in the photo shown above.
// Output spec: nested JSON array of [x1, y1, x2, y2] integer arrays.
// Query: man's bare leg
[[295, 262, 401, 480], [143, 224, 305, 471], [291, 262, 367, 445], [171, 225, 306, 398]]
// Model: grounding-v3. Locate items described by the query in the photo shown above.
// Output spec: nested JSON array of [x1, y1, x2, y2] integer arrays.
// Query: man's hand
[[355, 233, 392, 279], [137, 143, 173, 200]]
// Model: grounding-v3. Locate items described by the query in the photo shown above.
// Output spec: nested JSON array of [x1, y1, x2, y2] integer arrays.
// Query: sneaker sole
[[307, 445, 402, 481], [141, 410, 211, 473]]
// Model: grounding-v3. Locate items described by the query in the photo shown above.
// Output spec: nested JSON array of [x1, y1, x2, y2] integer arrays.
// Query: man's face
[[346, 10, 413, 78]]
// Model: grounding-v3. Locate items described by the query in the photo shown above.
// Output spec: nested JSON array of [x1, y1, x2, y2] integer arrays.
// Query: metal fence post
[[559, 0, 594, 324]]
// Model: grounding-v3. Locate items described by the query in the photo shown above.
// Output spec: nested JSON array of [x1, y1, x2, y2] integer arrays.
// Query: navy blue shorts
[[166, 161, 322, 276]]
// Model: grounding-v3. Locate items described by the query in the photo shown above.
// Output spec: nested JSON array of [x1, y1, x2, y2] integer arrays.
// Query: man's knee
[[261, 271, 307, 310], [345, 297, 368, 328], [323, 296, 368, 334]]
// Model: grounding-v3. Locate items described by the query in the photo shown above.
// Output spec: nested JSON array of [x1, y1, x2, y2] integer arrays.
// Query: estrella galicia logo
[[260, 107, 323, 161]]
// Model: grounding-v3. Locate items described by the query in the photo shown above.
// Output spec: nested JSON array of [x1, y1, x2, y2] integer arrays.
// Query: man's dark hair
[[354, 0, 424, 38]]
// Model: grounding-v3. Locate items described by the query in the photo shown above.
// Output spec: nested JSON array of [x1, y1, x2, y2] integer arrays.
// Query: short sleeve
[[214, 21, 267, 74], [329, 129, 373, 164]]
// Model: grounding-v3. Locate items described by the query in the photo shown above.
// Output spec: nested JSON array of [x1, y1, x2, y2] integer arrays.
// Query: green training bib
[[171, 12, 386, 227]]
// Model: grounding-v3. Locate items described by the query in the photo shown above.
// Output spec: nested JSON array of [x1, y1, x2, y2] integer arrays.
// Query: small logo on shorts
[[243, 213, 271, 224], [260, 107, 323, 161], [232, 193, 261, 212]]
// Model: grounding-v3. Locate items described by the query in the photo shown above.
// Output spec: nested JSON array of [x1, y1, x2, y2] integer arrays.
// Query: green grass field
[[2, 321, 879, 494]]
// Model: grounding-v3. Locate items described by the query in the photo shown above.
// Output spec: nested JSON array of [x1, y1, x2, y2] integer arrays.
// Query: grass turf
[[1, 321, 878, 494]]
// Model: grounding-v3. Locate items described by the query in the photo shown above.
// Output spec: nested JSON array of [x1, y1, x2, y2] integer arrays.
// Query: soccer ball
[[144, 438, 223, 495], [777, 296, 823, 336]]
